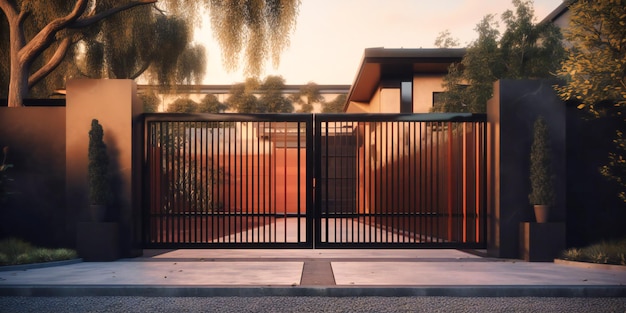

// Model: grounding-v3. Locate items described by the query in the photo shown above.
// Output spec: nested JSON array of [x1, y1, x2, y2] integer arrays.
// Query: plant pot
[[533, 204, 550, 223], [89, 204, 107, 222]]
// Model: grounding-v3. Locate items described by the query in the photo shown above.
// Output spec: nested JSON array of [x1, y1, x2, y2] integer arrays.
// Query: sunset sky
[[195, 0, 564, 85]]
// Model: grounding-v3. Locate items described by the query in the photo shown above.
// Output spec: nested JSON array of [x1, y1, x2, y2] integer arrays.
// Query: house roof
[[540, 0, 574, 25], [346, 48, 465, 103]]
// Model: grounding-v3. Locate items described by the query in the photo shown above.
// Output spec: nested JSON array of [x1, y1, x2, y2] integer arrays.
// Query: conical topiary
[[88, 119, 110, 205], [528, 116, 556, 206]]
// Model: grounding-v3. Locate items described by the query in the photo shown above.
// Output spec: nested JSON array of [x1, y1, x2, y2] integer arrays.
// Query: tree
[[81, 12, 207, 87], [167, 97, 198, 113], [434, 0, 564, 113], [198, 94, 228, 113], [258, 75, 293, 113], [322, 94, 347, 113], [434, 29, 460, 48], [209, 0, 300, 78], [226, 78, 260, 113], [555, 0, 626, 203], [292, 82, 323, 113], [140, 89, 160, 113], [0, 0, 156, 106], [1, 0, 301, 107]]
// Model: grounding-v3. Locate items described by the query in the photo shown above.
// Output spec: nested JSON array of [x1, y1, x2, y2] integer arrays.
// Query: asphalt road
[[1, 296, 625, 313]]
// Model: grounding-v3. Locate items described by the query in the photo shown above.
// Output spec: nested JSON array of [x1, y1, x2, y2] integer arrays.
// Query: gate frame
[[141, 113, 314, 249], [141, 112, 487, 249], [313, 113, 487, 249]]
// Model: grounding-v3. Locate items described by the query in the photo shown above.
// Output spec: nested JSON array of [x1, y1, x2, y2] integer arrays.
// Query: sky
[[195, 0, 564, 86]]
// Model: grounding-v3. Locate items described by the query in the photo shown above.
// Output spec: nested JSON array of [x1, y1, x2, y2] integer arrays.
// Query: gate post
[[66, 79, 143, 259], [486, 79, 566, 259]]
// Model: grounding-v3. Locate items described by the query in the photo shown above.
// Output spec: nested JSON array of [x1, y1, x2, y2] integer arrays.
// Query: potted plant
[[88, 119, 111, 222], [528, 116, 555, 223]]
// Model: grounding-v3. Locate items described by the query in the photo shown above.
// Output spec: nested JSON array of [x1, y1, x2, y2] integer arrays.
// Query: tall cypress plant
[[88, 119, 110, 206], [529, 116, 556, 208]]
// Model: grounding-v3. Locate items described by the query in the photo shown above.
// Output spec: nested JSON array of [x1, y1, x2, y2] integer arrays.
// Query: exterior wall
[[379, 88, 400, 113], [345, 101, 370, 113], [0, 107, 67, 247], [346, 75, 446, 114], [66, 79, 142, 257], [345, 87, 399, 113], [219, 148, 306, 215], [413, 75, 446, 113]]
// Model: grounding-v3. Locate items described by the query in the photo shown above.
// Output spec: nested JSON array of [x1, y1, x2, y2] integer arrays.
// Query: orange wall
[[217, 148, 306, 215]]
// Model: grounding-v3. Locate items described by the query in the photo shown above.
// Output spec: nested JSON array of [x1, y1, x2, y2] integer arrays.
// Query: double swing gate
[[143, 113, 487, 249]]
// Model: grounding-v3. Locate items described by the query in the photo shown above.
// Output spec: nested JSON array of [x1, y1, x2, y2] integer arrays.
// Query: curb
[[0, 259, 82, 272], [1, 285, 625, 298]]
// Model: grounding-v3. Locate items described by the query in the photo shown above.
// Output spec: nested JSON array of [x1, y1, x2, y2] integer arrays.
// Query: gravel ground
[[0, 296, 625, 313]]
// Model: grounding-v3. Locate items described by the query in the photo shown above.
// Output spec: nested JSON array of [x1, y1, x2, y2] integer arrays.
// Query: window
[[400, 81, 412, 113], [432, 92, 444, 108]]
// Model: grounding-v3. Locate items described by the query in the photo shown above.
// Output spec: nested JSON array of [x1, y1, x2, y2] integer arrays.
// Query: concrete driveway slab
[[331, 261, 626, 286]]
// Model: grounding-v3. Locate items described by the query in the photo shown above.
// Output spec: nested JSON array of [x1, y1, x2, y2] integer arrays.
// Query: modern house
[[344, 48, 465, 113]]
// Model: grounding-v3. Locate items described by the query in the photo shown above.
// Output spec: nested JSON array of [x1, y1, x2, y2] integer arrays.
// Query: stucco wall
[[412, 75, 445, 113], [0, 107, 67, 247]]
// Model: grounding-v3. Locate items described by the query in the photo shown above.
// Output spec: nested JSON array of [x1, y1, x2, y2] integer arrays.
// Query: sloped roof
[[346, 48, 465, 103]]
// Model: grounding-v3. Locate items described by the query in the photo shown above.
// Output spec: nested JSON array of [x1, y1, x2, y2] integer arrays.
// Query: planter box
[[519, 222, 565, 262], [76, 222, 120, 261]]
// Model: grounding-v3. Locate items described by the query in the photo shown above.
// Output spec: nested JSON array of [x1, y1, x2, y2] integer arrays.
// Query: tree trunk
[[8, 59, 27, 108], [7, 12, 26, 107]]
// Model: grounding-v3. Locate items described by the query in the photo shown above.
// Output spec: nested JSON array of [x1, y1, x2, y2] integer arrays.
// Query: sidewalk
[[0, 249, 624, 297]]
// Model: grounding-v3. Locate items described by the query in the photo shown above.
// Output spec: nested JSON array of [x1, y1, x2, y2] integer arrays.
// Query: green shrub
[[561, 238, 626, 265], [0, 238, 78, 266]]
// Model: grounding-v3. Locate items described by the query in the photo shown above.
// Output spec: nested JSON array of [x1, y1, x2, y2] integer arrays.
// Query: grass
[[560, 238, 626, 266], [0, 237, 78, 266]]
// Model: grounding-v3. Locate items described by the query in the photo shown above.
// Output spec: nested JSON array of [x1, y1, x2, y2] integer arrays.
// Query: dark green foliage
[[561, 238, 626, 266], [322, 94, 347, 113], [88, 119, 110, 205], [0, 146, 14, 204], [140, 89, 161, 113], [0, 237, 77, 266], [167, 98, 199, 113], [292, 82, 323, 113], [600, 130, 626, 203], [435, 0, 564, 113], [227, 79, 261, 113], [258, 76, 294, 113], [198, 94, 229, 113], [529, 116, 555, 205], [556, 0, 626, 204]]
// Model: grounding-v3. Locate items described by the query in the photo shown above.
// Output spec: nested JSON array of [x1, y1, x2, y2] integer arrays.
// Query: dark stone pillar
[[487, 79, 566, 259]]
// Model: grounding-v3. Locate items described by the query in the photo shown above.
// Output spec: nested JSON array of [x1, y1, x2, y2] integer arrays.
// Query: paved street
[[1, 296, 626, 313]]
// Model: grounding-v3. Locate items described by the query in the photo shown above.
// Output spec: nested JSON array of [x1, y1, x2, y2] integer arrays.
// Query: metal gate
[[142, 113, 486, 249]]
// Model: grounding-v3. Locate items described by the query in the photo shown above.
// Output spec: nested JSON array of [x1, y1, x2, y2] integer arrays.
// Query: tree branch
[[69, 0, 157, 28], [28, 37, 72, 89], [129, 60, 152, 80], [17, 6, 31, 26], [0, 0, 18, 21], [18, 0, 88, 66]]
